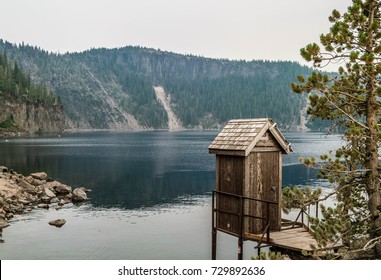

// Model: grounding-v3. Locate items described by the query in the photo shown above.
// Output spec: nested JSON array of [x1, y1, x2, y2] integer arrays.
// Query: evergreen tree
[[290, 0, 381, 259], [0, 51, 60, 105]]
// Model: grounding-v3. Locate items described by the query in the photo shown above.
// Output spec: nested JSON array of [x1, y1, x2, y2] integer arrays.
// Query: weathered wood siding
[[216, 155, 244, 235], [245, 150, 282, 233]]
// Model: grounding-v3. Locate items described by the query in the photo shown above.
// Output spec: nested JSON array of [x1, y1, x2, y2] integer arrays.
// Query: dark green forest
[[0, 39, 316, 130], [0, 52, 60, 106]]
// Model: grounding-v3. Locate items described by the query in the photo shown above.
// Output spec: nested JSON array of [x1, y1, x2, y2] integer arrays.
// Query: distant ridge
[[0, 39, 316, 130]]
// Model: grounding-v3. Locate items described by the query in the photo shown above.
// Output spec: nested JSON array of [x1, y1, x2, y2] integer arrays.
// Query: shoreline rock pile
[[0, 166, 90, 232]]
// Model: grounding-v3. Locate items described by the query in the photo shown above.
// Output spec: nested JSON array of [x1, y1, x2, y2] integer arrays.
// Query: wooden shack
[[209, 118, 292, 259]]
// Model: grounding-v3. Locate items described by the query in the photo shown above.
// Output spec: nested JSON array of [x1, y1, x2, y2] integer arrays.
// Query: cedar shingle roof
[[208, 118, 292, 156]]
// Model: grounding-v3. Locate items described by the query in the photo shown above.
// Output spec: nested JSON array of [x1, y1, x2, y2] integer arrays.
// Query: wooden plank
[[275, 241, 317, 251], [281, 239, 318, 247], [244, 233, 274, 243], [252, 147, 282, 153], [276, 227, 307, 234], [244, 226, 317, 252], [273, 233, 315, 243], [271, 227, 310, 236], [209, 149, 245, 156], [244, 221, 343, 253], [271, 233, 309, 241]]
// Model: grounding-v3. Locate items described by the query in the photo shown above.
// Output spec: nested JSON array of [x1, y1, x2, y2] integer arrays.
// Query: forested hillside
[[0, 52, 61, 105], [0, 39, 314, 130], [0, 51, 65, 135]]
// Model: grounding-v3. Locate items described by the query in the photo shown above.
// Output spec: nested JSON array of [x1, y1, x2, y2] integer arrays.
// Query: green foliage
[[291, 0, 381, 258], [0, 117, 18, 130], [281, 186, 322, 214], [252, 251, 285, 260], [0, 51, 60, 106]]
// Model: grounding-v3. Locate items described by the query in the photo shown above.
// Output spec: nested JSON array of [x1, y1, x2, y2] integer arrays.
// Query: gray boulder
[[32, 179, 46, 186], [37, 204, 49, 209], [55, 184, 72, 195], [30, 172, 48, 181], [48, 219, 66, 228], [43, 181, 62, 189], [78, 187, 91, 193], [72, 188, 87, 202], [19, 180, 36, 194], [44, 188, 56, 199], [0, 166, 8, 173]]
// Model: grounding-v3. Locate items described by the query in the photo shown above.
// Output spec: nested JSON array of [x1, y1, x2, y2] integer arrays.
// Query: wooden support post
[[238, 237, 243, 260], [212, 191, 217, 260], [238, 196, 244, 260], [212, 227, 217, 260]]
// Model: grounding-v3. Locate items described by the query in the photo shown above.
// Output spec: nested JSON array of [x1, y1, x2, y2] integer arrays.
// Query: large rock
[[55, 184, 72, 195], [72, 188, 87, 202], [42, 181, 63, 190], [43, 187, 56, 199], [25, 176, 35, 185], [0, 166, 8, 173], [19, 180, 36, 194], [25, 175, 46, 186], [48, 219, 66, 228], [30, 172, 48, 181], [32, 179, 46, 186], [77, 187, 91, 193], [0, 178, 19, 199]]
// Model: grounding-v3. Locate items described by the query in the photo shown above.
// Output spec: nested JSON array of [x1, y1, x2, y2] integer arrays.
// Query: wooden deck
[[211, 190, 344, 259], [244, 224, 343, 253]]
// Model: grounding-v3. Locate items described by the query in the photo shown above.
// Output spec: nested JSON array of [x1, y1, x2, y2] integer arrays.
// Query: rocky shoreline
[[0, 128, 26, 138], [0, 166, 89, 240]]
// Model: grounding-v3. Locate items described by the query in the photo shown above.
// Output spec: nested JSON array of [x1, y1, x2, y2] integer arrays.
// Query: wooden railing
[[285, 202, 319, 232], [212, 190, 279, 253]]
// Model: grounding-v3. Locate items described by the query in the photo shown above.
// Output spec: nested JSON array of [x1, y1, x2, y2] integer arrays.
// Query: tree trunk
[[365, 3, 381, 258], [365, 60, 381, 258], [365, 116, 381, 258]]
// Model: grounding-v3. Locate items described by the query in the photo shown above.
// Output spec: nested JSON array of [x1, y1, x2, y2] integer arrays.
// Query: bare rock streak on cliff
[[154, 86, 183, 130]]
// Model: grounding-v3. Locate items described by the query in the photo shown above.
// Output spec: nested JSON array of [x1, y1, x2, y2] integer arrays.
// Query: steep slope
[[0, 51, 65, 135], [154, 86, 182, 130], [0, 40, 312, 130], [0, 101, 65, 135], [83, 66, 143, 129]]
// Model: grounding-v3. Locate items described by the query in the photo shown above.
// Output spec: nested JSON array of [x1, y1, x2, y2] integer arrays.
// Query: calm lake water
[[0, 131, 342, 259]]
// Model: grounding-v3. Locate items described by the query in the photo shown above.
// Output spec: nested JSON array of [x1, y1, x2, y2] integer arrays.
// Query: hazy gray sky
[[1, 0, 350, 66]]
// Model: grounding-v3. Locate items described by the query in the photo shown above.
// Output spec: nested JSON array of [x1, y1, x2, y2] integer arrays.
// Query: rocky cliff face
[[0, 100, 65, 134]]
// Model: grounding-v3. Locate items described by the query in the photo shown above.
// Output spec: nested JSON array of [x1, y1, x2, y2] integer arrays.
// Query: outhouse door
[[245, 150, 282, 233]]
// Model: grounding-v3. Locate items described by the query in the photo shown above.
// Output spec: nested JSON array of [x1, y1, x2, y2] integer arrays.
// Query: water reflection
[[283, 164, 327, 188], [0, 131, 340, 210], [0, 131, 217, 209], [91, 169, 215, 208]]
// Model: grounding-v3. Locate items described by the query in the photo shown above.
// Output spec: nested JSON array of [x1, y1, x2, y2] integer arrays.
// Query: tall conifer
[[291, 0, 381, 259]]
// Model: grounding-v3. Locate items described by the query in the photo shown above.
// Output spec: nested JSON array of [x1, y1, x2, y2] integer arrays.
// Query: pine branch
[[326, 98, 369, 130]]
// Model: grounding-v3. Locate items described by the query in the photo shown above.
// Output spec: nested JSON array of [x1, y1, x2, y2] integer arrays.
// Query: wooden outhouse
[[209, 118, 292, 259]]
